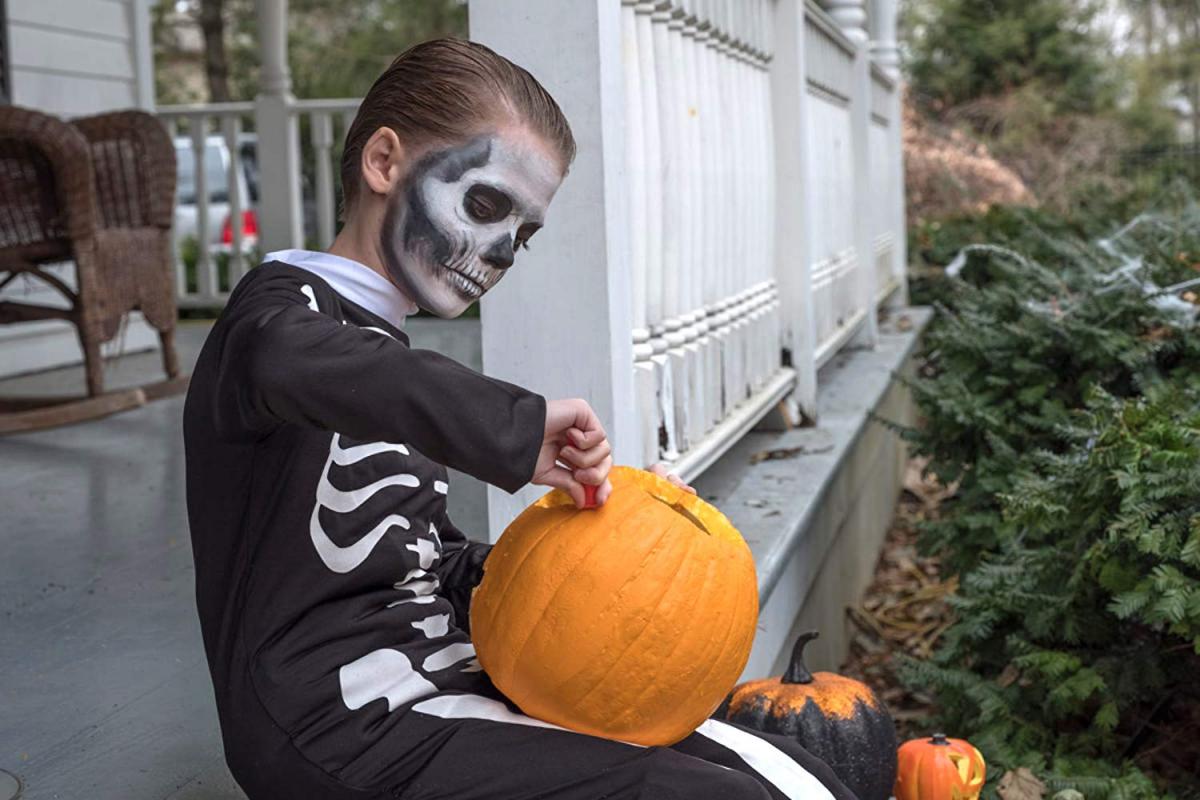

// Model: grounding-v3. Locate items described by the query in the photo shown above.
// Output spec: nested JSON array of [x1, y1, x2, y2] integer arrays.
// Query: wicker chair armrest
[[0, 105, 99, 242], [73, 110, 177, 231]]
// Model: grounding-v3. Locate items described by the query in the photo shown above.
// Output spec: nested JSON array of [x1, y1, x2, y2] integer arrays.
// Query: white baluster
[[221, 115, 246, 285], [686, 0, 700, 450], [774, 0, 819, 420], [822, 0, 869, 45], [638, 0, 669, 462], [652, 1, 681, 459], [189, 115, 217, 303], [312, 111, 336, 249], [623, 0, 659, 469]]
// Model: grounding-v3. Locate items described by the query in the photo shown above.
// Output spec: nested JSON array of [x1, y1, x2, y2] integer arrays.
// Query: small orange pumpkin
[[471, 466, 758, 746], [894, 733, 986, 800]]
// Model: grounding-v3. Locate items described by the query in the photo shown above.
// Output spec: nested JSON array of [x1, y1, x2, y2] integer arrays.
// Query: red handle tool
[[581, 483, 599, 509]]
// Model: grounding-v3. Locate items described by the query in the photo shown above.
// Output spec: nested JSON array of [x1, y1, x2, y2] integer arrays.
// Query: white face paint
[[381, 132, 563, 318]]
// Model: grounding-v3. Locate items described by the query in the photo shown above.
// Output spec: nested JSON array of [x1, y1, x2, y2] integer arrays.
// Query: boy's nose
[[482, 236, 515, 270]]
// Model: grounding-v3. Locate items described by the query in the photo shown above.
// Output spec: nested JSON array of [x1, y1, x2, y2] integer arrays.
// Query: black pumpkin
[[723, 631, 898, 800]]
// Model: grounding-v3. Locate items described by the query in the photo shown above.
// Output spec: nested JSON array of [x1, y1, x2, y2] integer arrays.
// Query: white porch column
[[470, 0, 638, 540], [771, 0, 819, 422], [254, 0, 304, 251]]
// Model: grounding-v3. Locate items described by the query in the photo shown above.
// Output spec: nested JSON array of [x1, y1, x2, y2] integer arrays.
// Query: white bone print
[[310, 433, 420, 573], [339, 648, 437, 712], [411, 613, 450, 639], [405, 538, 438, 570], [301, 284, 320, 312], [422, 642, 476, 672]]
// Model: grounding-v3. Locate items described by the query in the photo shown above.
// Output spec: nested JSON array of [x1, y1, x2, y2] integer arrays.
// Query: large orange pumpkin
[[894, 733, 986, 800], [470, 466, 759, 746]]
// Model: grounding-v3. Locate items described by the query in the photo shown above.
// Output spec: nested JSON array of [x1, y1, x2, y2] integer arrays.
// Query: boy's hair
[[339, 38, 576, 218]]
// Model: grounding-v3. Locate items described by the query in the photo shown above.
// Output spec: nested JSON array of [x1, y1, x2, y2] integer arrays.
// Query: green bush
[[898, 187, 1200, 798]]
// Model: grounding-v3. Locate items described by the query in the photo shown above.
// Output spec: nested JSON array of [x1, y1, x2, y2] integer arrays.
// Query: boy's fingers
[[594, 478, 613, 506], [534, 464, 585, 506], [567, 426, 607, 450], [574, 455, 613, 488], [650, 462, 696, 494], [560, 440, 612, 469]]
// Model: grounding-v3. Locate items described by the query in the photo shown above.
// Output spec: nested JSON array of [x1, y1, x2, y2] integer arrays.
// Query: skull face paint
[[381, 133, 562, 318]]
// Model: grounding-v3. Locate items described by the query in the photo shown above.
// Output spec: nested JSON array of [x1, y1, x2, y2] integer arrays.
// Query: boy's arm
[[432, 512, 492, 634], [218, 269, 544, 493]]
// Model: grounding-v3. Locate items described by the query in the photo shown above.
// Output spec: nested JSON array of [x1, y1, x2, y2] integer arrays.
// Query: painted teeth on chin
[[448, 269, 482, 298]]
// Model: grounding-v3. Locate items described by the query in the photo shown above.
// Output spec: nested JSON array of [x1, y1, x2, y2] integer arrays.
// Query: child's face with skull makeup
[[379, 130, 564, 318]]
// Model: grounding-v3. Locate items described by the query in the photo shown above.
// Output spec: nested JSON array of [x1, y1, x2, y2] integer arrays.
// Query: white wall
[[2, 0, 159, 380]]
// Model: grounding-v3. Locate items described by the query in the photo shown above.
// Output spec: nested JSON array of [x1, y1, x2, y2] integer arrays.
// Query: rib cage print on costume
[[311, 429, 481, 713]]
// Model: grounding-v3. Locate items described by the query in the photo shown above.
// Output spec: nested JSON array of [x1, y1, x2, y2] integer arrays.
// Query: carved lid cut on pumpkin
[[533, 466, 742, 546]]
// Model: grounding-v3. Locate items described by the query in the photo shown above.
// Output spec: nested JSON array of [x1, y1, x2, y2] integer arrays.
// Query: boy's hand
[[649, 462, 697, 495], [534, 399, 613, 508]]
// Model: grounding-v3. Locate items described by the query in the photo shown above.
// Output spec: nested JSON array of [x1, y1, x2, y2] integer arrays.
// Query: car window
[[175, 143, 230, 205]]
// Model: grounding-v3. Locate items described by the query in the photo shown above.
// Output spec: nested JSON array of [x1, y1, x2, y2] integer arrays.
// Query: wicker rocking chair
[[0, 105, 186, 433]]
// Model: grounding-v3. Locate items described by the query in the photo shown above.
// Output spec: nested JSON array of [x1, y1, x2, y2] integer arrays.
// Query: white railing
[[623, 0, 784, 471], [157, 98, 360, 308], [471, 0, 906, 537]]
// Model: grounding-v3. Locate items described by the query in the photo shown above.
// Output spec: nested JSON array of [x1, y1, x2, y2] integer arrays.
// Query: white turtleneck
[[266, 248, 418, 328]]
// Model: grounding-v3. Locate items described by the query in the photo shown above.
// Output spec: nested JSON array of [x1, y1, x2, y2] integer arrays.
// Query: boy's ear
[[361, 126, 407, 198]]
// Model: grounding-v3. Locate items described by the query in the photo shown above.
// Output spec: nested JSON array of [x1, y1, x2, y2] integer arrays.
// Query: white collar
[[266, 248, 418, 328]]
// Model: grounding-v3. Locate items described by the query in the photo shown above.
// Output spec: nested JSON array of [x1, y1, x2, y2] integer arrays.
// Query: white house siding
[[2, 0, 159, 380]]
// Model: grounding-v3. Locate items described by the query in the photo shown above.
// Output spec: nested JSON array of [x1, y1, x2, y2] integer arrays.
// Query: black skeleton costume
[[184, 136, 856, 800]]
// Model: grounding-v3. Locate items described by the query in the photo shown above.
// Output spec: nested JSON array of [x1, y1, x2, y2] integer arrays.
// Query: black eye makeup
[[514, 222, 542, 252], [463, 184, 513, 224]]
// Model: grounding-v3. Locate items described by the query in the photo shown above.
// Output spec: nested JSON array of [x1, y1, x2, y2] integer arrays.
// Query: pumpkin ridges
[[560, 523, 701, 716], [535, 510, 696, 720], [473, 506, 575, 640], [601, 529, 743, 739], [479, 511, 620, 685], [699, 546, 759, 726], [497, 477, 695, 711], [496, 493, 670, 688], [580, 520, 720, 738]]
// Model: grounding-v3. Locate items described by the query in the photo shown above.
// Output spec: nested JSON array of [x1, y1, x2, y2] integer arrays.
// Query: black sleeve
[[214, 267, 546, 493], [432, 512, 492, 634]]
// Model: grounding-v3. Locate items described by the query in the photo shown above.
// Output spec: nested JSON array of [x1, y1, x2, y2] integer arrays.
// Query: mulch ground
[[838, 458, 956, 741]]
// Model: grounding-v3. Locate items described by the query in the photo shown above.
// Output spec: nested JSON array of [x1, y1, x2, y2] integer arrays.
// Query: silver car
[[173, 134, 259, 255]]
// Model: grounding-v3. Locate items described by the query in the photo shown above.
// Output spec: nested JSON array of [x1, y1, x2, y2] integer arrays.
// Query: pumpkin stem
[[930, 732, 950, 745], [782, 631, 819, 684]]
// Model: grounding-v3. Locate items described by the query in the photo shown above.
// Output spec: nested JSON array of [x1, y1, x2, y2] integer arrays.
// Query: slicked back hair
[[339, 38, 575, 219]]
